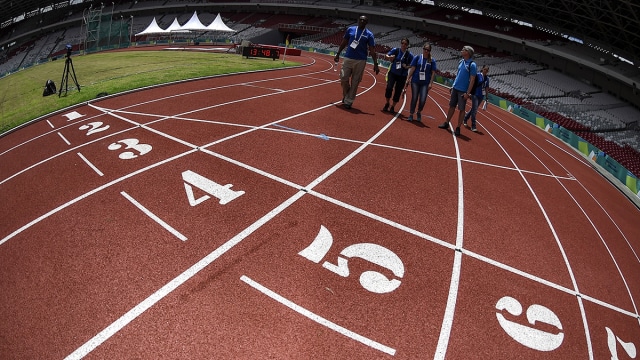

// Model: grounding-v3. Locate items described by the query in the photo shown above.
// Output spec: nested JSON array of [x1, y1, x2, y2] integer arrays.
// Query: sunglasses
[[423, 48, 431, 51]]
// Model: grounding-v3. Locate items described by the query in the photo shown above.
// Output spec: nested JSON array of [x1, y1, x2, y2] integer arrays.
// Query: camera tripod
[[58, 55, 80, 97]]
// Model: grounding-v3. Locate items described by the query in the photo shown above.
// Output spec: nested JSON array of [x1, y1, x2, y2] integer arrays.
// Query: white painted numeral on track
[[298, 225, 404, 294], [63, 111, 85, 121], [79, 122, 110, 135], [181, 170, 245, 206], [495, 296, 564, 352], [607, 326, 637, 359], [107, 138, 152, 159]]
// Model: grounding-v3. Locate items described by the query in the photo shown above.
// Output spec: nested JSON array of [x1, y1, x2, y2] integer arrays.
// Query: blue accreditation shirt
[[452, 58, 477, 92], [387, 47, 414, 77], [343, 26, 375, 60], [409, 55, 437, 85]]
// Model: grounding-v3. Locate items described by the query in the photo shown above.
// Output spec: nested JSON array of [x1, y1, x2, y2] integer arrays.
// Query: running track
[[1, 51, 639, 359]]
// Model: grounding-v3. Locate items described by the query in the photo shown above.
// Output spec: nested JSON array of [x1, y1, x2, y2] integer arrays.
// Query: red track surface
[[1, 51, 639, 359]]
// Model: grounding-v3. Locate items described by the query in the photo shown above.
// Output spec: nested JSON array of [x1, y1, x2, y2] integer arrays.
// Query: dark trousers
[[385, 71, 407, 103]]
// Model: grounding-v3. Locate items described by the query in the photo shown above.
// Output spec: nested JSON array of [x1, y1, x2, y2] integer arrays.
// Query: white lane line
[[435, 250, 462, 359], [89, 69, 335, 123], [573, 182, 640, 264], [1, 112, 107, 157], [0, 150, 196, 247], [57, 132, 71, 145], [65, 70, 389, 358], [370, 141, 575, 180], [434, 98, 467, 360], [545, 139, 591, 165], [47, 120, 55, 128], [240, 275, 396, 356], [552, 179, 639, 315], [90, 106, 199, 149], [120, 191, 187, 242], [0, 127, 135, 186], [64, 191, 306, 360], [477, 107, 595, 359], [88, 58, 320, 114], [310, 190, 454, 250], [77, 152, 104, 177]]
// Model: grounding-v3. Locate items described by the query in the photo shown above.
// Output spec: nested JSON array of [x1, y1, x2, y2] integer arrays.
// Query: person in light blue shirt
[[404, 43, 436, 122], [334, 15, 380, 109], [438, 45, 477, 136]]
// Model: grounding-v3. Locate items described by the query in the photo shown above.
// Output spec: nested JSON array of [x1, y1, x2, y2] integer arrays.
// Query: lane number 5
[[298, 225, 404, 294]]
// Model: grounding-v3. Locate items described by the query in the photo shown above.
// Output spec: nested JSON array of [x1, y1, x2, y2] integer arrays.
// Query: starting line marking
[[57, 132, 71, 145], [240, 275, 396, 356], [120, 191, 187, 241], [77, 152, 104, 177]]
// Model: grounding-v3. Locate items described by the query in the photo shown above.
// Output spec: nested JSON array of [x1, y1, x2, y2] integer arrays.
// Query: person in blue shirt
[[383, 38, 413, 114], [481, 66, 490, 110], [438, 45, 477, 136], [334, 15, 380, 109], [463, 65, 489, 131], [404, 43, 436, 122]]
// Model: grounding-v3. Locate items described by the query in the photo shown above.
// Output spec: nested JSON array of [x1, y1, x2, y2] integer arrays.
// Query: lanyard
[[398, 49, 406, 63], [420, 54, 429, 72], [354, 27, 365, 42]]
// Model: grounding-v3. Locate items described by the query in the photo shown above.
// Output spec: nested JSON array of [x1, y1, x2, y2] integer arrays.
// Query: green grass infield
[[0, 49, 299, 135]]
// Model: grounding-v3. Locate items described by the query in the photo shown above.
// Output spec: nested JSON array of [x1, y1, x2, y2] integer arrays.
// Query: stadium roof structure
[[437, 0, 639, 62], [0, 0, 638, 61]]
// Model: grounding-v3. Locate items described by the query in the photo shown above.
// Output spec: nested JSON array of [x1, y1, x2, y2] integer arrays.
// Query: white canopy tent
[[134, 17, 166, 36], [206, 13, 235, 32], [165, 18, 188, 34], [134, 12, 236, 39], [180, 11, 208, 31]]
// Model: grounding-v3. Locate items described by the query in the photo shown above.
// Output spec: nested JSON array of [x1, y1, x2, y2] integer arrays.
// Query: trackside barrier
[[489, 95, 639, 198]]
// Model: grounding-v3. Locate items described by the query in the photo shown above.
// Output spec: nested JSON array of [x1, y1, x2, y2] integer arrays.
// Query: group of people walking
[[334, 15, 489, 136]]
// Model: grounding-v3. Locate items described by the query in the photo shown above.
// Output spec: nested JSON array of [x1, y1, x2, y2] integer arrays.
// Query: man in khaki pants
[[334, 15, 380, 109]]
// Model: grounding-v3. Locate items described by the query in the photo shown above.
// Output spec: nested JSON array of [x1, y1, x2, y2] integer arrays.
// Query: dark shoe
[[416, 113, 422, 122], [454, 127, 461, 136], [389, 106, 395, 114], [407, 114, 414, 121], [344, 103, 352, 109], [438, 122, 449, 129], [383, 103, 389, 112], [471, 126, 477, 132]]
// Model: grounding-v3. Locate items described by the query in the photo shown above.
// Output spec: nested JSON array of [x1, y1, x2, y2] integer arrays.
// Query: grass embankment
[[0, 50, 297, 134]]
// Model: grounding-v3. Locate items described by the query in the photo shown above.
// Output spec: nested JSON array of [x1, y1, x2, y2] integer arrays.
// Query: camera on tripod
[[58, 44, 80, 97]]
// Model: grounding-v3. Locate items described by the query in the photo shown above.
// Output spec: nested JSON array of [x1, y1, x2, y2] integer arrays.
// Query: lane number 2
[[79, 122, 110, 136]]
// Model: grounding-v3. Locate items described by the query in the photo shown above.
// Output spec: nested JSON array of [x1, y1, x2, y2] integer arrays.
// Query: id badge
[[419, 71, 426, 81], [349, 40, 359, 49]]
